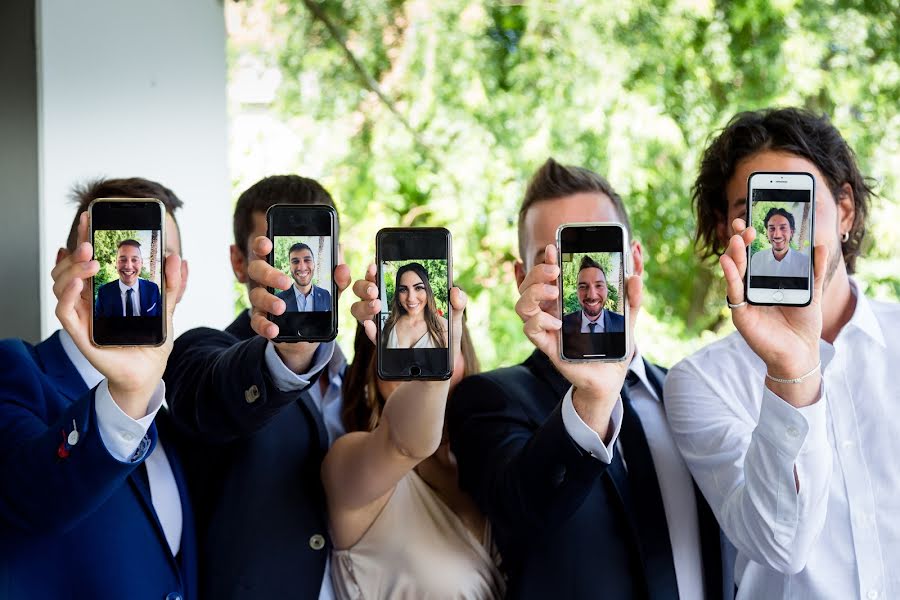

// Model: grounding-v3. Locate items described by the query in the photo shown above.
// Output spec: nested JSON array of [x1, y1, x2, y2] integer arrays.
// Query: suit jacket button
[[244, 385, 260, 404], [165, 593, 183, 600], [309, 533, 326, 550]]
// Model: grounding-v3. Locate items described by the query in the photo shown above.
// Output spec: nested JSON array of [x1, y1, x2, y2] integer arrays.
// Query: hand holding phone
[[720, 219, 827, 408], [55, 211, 185, 419], [515, 241, 642, 441]]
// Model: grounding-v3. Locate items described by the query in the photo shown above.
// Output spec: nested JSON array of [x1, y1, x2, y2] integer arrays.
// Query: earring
[[841, 231, 850, 243]]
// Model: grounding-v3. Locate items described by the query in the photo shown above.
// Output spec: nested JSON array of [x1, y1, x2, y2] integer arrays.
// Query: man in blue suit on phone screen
[[0, 178, 195, 600], [561, 254, 625, 336], [276, 242, 332, 312], [94, 239, 161, 317]]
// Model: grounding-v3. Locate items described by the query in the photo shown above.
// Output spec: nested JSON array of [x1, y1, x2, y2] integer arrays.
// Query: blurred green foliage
[[383, 259, 449, 315], [231, 0, 899, 368], [562, 253, 620, 315]]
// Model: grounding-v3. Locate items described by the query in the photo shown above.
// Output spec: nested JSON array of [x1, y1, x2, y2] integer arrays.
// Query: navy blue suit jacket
[[164, 311, 334, 600], [448, 350, 735, 600], [562, 308, 626, 335], [0, 332, 196, 600], [275, 284, 331, 312], [95, 278, 161, 317]]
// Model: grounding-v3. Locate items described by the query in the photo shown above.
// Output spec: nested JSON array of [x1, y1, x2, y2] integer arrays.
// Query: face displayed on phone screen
[[92, 229, 163, 319], [271, 235, 333, 313], [748, 197, 812, 288], [380, 259, 449, 349], [560, 250, 626, 358]]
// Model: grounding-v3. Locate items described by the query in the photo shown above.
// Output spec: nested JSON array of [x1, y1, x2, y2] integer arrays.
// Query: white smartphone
[[746, 172, 815, 306], [556, 223, 630, 362]]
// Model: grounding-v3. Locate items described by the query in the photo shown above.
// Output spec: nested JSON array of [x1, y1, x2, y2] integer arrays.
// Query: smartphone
[[746, 172, 815, 306], [89, 198, 166, 346], [266, 204, 339, 342], [557, 223, 630, 362], [376, 228, 453, 380]]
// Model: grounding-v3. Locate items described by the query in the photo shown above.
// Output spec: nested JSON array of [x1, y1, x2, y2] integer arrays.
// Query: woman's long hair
[[342, 316, 481, 433], [381, 262, 446, 348]]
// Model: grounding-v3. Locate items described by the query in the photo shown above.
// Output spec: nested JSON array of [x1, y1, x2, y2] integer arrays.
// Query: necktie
[[126, 288, 134, 317], [619, 377, 679, 599], [588, 321, 597, 333]]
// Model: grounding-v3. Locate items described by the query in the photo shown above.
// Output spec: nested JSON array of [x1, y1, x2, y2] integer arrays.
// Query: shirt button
[[120, 431, 135, 442], [245, 385, 260, 404], [786, 426, 800, 438], [842, 440, 855, 449], [166, 593, 183, 600], [866, 590, 878, 599], [309, 534, 325, 550]]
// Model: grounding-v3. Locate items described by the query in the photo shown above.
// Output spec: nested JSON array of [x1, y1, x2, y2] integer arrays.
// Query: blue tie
[[125, 288, 134, 317], [588, 322, 597, 334]]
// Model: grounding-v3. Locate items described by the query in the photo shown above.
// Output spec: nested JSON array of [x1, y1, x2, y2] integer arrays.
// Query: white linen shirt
[[750, 246, 810, 277], [664, 280, 900, 599]]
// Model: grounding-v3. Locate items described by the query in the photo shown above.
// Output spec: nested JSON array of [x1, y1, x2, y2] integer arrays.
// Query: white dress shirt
[[118, 280, 141, 316], [750, 246, 810, 277], [664, 280, 900, 600], [293, 285, 315, 312], [580, 310, 606, 333], [561, 350, 706, 599], [264, 339, 346, 600], [58, 329, 182, 556]]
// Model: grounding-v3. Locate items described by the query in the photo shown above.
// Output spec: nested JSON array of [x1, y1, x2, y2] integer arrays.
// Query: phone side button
[[772, 291, 784, 302]]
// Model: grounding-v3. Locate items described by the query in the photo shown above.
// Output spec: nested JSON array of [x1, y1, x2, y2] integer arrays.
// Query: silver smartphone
[[557, 223, 630, 362]]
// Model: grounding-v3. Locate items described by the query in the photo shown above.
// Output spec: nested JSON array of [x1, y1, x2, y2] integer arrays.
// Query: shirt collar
[[118, 279, 138, 293], [628, 348, 659, 402], [843, 278, 886, 348], [581, 309, 603, 327], [58, 329, 103, 388], [294, 284, 313, 298]]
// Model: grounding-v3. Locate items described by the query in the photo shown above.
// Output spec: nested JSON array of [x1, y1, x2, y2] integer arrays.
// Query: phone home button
[[772, 291, 785, 303], [409, 365, 422, 377]]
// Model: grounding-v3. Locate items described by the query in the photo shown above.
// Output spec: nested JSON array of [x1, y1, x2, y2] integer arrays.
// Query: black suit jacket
[[163, 310, 332, 600], [448, 350, 734, 600]]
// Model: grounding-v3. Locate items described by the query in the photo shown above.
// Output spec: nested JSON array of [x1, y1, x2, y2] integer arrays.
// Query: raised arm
[[321, 266, 465, 549]]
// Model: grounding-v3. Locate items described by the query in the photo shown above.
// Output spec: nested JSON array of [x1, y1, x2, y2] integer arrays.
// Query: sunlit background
[[227, 0, 899, 369]]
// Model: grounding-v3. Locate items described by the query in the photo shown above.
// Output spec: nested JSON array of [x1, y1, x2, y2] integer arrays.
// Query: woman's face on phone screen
[[398, 270, 427, 317]]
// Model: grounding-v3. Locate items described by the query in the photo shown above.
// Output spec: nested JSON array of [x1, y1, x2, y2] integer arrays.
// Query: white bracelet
[[765, 361, 821, 384]]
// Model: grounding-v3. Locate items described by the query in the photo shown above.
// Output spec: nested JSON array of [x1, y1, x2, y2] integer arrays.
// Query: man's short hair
[[289, 242, 314, 260], [117, 239, 142, 251], [518, 158, 631, 260], [763, 208, 795, 232], [67, 178, 183, 252], [233, 175, 337, 255], [692, 107, 873, 273], [578, 254, 606, 279]]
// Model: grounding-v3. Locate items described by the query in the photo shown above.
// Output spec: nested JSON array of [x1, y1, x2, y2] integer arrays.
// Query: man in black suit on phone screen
[[448, 157, 735, 599], [163, 175, 351, 600]]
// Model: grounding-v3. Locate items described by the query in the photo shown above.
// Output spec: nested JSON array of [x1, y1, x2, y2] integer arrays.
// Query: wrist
[[572, 387, 618, 442], [107, 379, 159, 420], [274, 341, 318, 374]]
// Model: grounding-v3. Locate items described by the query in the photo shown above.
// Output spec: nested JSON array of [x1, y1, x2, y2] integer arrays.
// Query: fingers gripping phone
[[557, 223, 630, 362], [746, 172, 815, 306], [89, 198, 166, 346], [376, 228, 453, 380], [266, 204, 339, 342]]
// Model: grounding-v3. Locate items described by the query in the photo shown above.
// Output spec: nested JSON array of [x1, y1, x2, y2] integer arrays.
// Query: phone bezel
[[556, 222, 630, 363], [376, 227, 453, 381], [745, 172, 815, 307], [89, 198, 167, 347], [265, 204, 339, 343]]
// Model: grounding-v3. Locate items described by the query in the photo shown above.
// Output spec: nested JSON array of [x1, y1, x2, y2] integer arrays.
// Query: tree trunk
[[149, 230, 159, 283], [317, 236, 326, 285]]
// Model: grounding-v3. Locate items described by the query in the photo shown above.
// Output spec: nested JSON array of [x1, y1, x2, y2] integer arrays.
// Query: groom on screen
[[94, 239, 161, 317], [276, 242, 332, 312], [562, 254, 625, 336]]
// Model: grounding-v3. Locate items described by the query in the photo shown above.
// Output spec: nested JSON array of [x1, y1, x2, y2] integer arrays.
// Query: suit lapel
[[298, 390, 330, 455], [33, 332, 88, 402], [524, 350, 570, 401]]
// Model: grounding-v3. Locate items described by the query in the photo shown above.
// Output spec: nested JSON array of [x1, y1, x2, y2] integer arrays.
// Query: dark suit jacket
[[562, 308, 625, 335], [448, 350, 735, 600], [95, 278, 161, 317], [275, 284, 331, 312], [163, 310, 334, 600], [0, 331, 196, 600]]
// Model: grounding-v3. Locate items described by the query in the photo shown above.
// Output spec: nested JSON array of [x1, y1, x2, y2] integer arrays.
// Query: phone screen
[[558, 224, 628, 361], [267, 205, 338, 342], [377, 228, 452, 380], [90, 199, 165, 346], [747, 174, 814, 305]]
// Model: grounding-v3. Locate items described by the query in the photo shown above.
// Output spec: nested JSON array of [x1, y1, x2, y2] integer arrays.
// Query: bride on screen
[[383, 262, 448, 349]]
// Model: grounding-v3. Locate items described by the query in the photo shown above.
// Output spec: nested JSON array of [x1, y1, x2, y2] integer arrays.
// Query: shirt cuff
[[561, 386, 623, 464], [755, 383, 827, 458], [264, 340, 334, 392], [95, 379, 164, 462]]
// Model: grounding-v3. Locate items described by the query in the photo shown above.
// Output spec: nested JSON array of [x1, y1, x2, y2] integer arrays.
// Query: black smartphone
[[746, 172, 815, 306], [89, 198, 166, 346], [557, 223, 629, 362], [266, 204, 339, 342], [376, 227, 452, 380]]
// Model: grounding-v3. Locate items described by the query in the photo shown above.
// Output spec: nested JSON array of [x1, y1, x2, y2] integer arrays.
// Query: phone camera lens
[[409, 365, 422, 377]]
